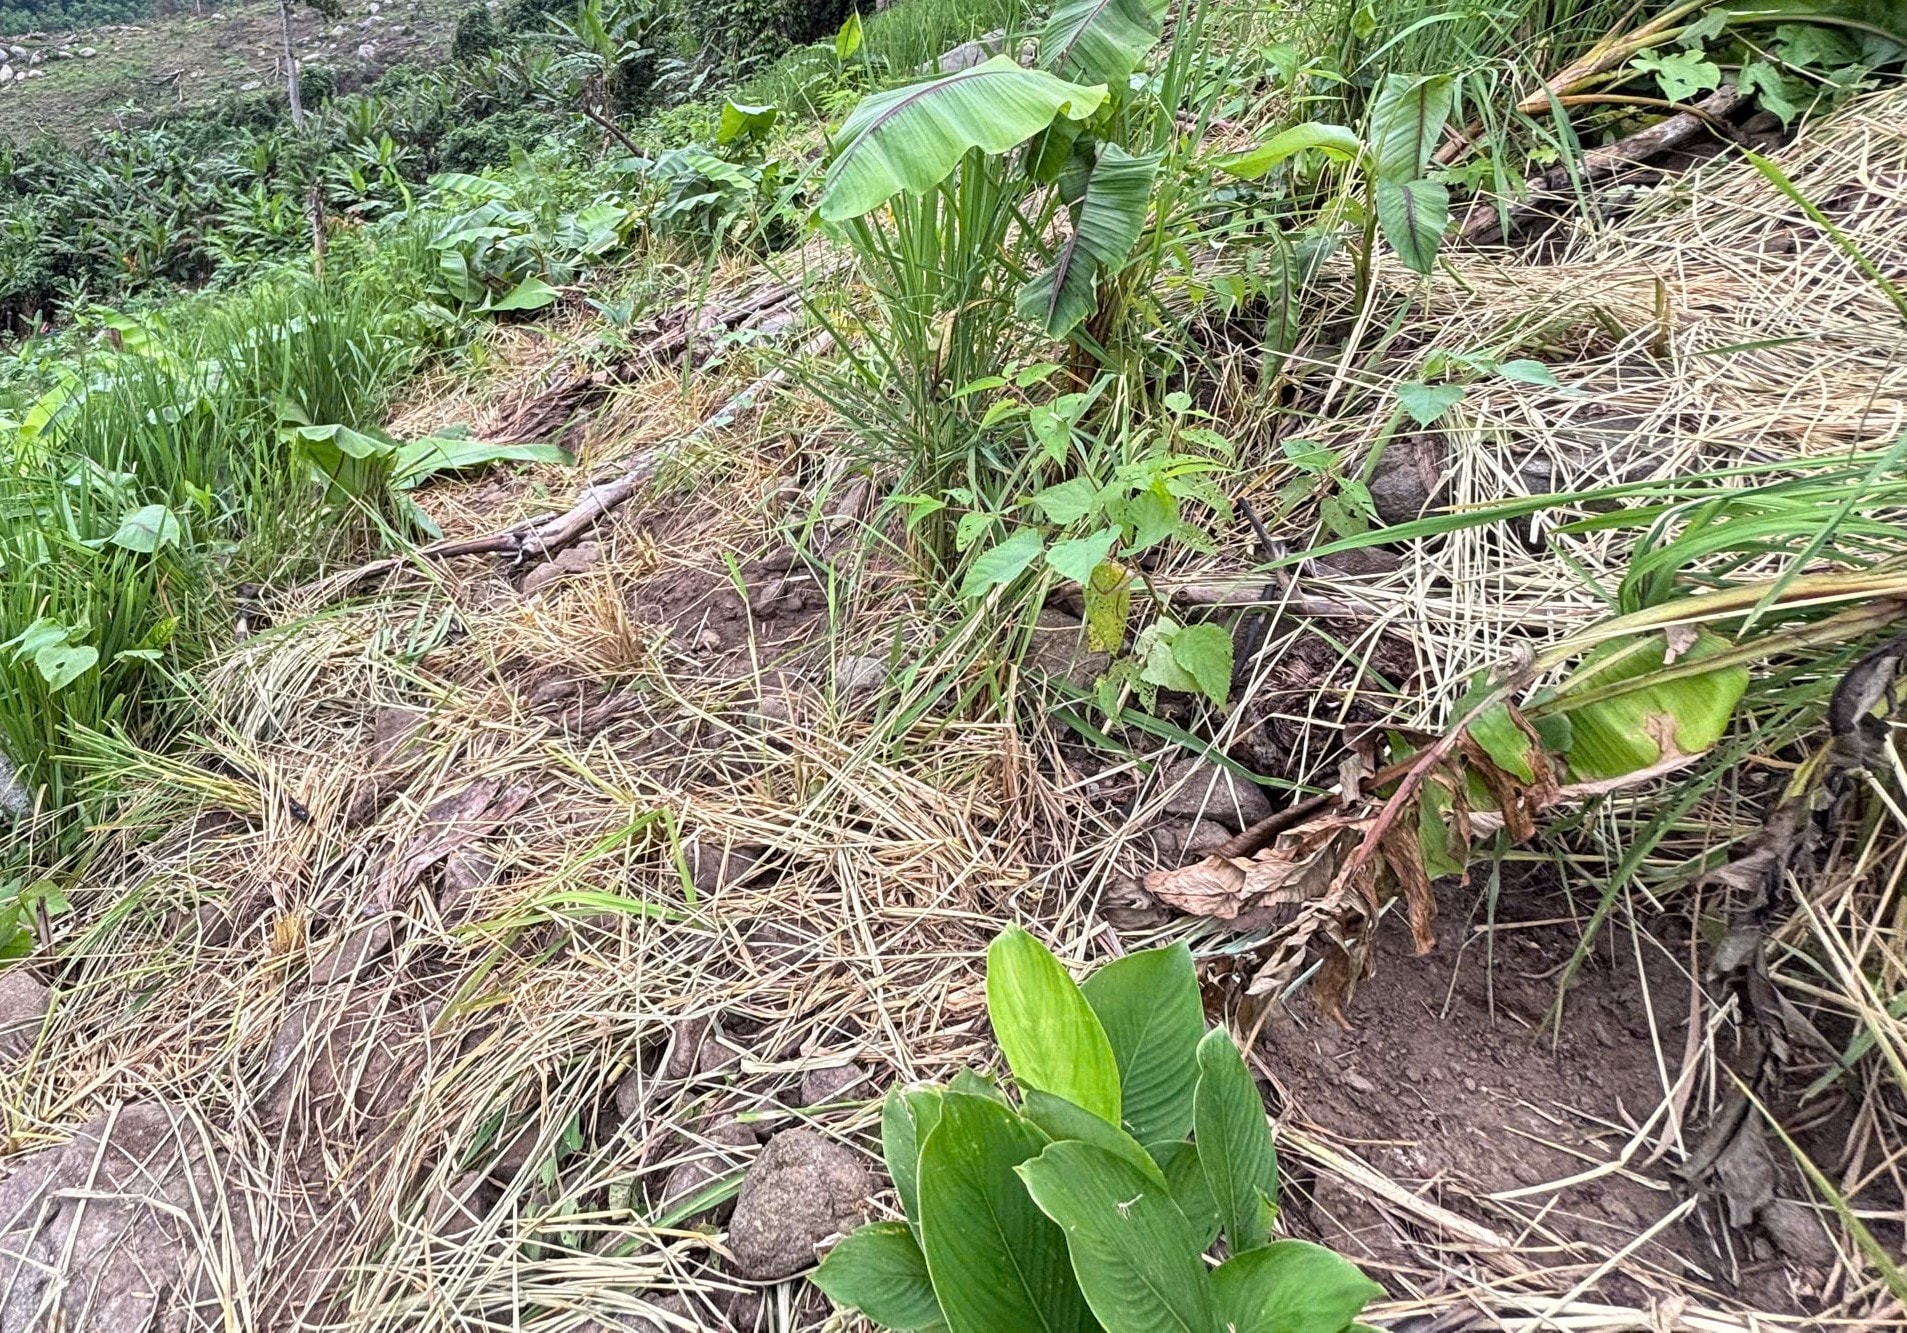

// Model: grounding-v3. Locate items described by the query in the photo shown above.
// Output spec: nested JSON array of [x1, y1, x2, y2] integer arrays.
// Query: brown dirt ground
[[1254, 874, 1855, 1323]]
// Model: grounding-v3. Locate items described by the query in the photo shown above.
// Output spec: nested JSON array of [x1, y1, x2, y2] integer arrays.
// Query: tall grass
[[0, 264, 424, 854]]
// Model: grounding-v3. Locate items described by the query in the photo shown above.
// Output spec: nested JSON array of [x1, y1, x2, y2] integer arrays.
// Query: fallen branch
[[295, 331, 835, 604], [1459, 86, 1748, 243]]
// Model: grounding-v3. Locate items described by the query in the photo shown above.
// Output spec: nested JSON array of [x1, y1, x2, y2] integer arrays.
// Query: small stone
[[696, 628, 723, 652], [76, 46, 95, 56], [657, 1118, 755, 1219], [0, 970, 51, 1060], [356, 42, 375, 58], [1368, 439, 1444, 525], [1758, 1198, 1834, 1265], [0, 753, 28, 819], [832, 654, 887, 697], [664, 1015, 738, 1080], [726, 1129, 872, 1280], [685, 839, 763, 897], [1024, 609, 1110, 690], [1159, 757, 1272, 833], [1341, 1071, 1377, 1095], [798, 1062, 867, 1107], [238, 79, 260, 90]]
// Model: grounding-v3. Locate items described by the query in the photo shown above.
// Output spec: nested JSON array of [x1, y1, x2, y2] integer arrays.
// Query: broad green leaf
[[918, 1091, 1092, 1333], [1194, 1027, 1279, 1255], [986, 925, 1121, 1125], [1497, 358, 1561, 387], [881, 1085, 944, 1235], [1366, 73, 1454, 183], [1017, 1140, 1218, 1331], [820, 57, 1107, 221], [959, 527, 1047, 599], [1169, 622, 1233, 707], [1020, 145, 1161, 336], [1084, 561, 1130, 653], [1034, 476, 1100, 525], [834, 10, 864, 61], [34, 643, 98, 692], [1080, 943, 1204, 1144], [392, 437, 573, 489], [1394, 381, 1464, 427], [1375, 177, 1449, 275], [1552, 630, 1748, 781], [4, 618, 74, 660], [1738, 60, 1806, 123], [108, 503, 182, 554], [489, 275, 560, 312], [1218, 122, 1363, 180], [1022, 1088, 1167, 1186], [1417, 779, 1466, 880], [1211, 1240, 1383, 1332], [1147, 1140, 1220, 1250], [297, 422, 394, 460], [1047, 527, 1119, 585], [813, 1222, 945, 1330], [1456, 675, 1536, 783], [716, 100, 780, 147], [1631, 48, 1722, 103], [1040, 0, 1170, 90]]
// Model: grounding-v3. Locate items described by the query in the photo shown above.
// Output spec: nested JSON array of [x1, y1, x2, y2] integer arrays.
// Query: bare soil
[[1256, 875, 1854, 1322]]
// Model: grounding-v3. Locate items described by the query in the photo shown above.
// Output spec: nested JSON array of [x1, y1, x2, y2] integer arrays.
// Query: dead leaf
[[1142, 816, 1368, 931], [374, 779, 535, 911]]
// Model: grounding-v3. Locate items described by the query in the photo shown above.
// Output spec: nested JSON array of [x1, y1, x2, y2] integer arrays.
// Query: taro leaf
[[1394, 380, 1464, 426], [1366, 72, 1455, 183], [1194, 1027, 1279, 1255], [881, 1084, 945, 1235], [33, 643, 98, 692], [1218, 122, 1363, 180], [834, 10, 864, 61], [1375, 177, 1450, 275], [1079, 942, 1204, 1144], [959, 527, 1047, 599], [1169, 622, 1234, 707], [1084, 561, 1131, 653], [1018, 145, 1161, 337], [1047, 527, 1120, 585], [917, 1091, 1093, 1333], [1552, 629, 1748, 782], [392, 437, 573, 489], [107, 503, 182, 554], [1017, 1140, 1217, 1331], [716, 99, 781, 147], [4, 618, 72, 661], [489, 275, 560, 312], [1211, 1239, 1384, 1332], [812, 1221, 945, 1330], [819, 56, 1107, 221], [986, 925, 1121, 1125], [1147, 1140, 1220, 1250], [1021, 1087, 1168, 1187], [1040, 0, 1171, 90]]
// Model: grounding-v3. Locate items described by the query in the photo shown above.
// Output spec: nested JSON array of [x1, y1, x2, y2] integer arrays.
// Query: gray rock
[[0, 1102, 259, 1331], [239, 78, 261, 90], [929, 31, 1003, 73], [831, 654, 887, 697], [657, 1117, 755, 1220], [1367, 438, 1445, 525], [1142, 816, 1232, 866], [0, 753, 29, 819], [0, 969, 50, 1060], [725, 1129, 871, 1279], [797, 1061, 867, 1106], [519, 541, 599, 595], [663, 1014, 738, 1080], [1159, 756, 1272, 832], [76, 45, 95, 56], [1024, 608, 1110, 690], [684, 839, 763, 897], [1759, 1197, 1834, 1266]]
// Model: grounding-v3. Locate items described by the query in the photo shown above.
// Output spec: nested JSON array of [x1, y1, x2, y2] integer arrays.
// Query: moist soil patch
[[1254, 876, 1839, 1320]]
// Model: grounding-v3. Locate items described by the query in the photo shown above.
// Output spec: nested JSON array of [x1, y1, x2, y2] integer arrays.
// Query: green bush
[[452, 3, 503, 59], [813, 927, 1383, 1331], [684, 0, 858, 71]]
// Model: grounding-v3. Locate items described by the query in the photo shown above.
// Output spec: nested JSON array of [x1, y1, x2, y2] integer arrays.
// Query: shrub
[[452, 3, 503, 60], [684, 0, 858, 72], [812, 927, 1383, 1331]]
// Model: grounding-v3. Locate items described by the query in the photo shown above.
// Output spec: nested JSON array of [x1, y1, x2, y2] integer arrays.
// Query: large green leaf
[[820, 56, 1107, 221], [917, 1091, 1093, 1333], [1366, 73, 1454, 184], [108, 503, 182, 554], [1080, 943, 1203, 1144], [1194, 1028, 1279, 1255], [1552, 630, 1749, 781], [1218, 123, 1363, 180], [1040, 0, 1170, 91], [881, 1084, 944, 1236], [392, 437, 573, 489], [1022, 1088, 1167, 1187], [1375, 177, 1449, 276], [1018, 145, 1160, 336], [1211, 1240, 1383, 1332], [1147, 1140, 1220, 1250], [813, 1222, 946, 1330], [1017, 1140, 1218, 1332], [986, 926, 1121, 1125]]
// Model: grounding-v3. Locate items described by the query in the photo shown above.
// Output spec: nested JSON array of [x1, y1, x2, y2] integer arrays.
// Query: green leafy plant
[[813, 927, 1382, 1332]]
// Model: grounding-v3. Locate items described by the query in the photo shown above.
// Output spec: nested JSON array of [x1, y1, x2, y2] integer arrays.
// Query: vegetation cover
[[0, 0, 1903, 1328]]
